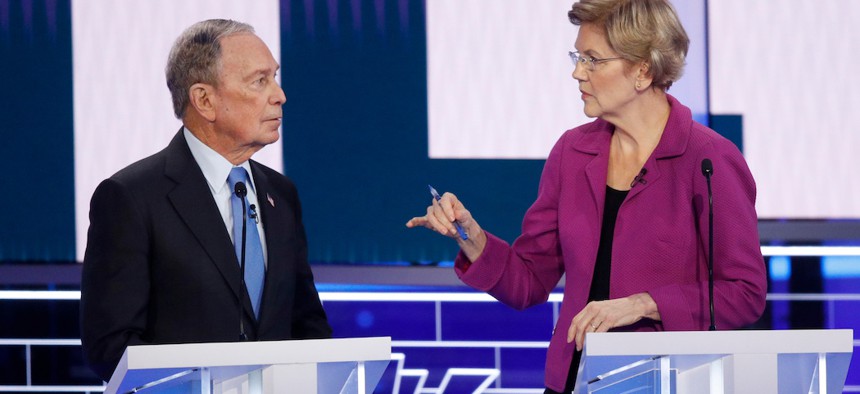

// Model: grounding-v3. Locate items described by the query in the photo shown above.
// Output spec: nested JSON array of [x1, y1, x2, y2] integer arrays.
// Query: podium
[[574, 329, 853, 393], [104, 337, 391, 394]]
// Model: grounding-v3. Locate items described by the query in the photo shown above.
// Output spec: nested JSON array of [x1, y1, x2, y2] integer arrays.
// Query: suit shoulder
[[550, 118, 609, 155], [250, 160, 300, 201], [251, 161, 296, 185], [687, 121, 743, 158], [104, 148, 170, 191], [563, 118, 604, 141], [251, 161, 286, 178]]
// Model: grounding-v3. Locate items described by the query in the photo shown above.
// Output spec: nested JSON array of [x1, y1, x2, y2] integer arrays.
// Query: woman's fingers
[[406, 191, 472, 240]]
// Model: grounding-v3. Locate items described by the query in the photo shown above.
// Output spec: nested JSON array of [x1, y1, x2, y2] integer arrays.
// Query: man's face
[[212, 33, 286, 153]]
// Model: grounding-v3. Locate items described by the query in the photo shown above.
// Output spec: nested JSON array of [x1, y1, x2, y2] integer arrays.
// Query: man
[[80, 19, 331, 381]]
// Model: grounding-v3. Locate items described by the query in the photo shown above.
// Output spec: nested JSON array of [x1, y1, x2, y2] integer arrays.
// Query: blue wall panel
[[442, 302, 554, 342], [325, 300, 437, 340], [280, 0, 543, 263], [0, 0, 75, 262], [846, 352, 860, 387], [391, 346, 496, 387], [500, 347, 548, 388], [0, 345, 26, 385]]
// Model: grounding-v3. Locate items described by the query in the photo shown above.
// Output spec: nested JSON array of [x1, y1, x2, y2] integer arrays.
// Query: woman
[[406, 0, 767, 393]]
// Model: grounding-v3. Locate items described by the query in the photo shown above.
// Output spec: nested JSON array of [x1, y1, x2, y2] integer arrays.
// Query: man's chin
[[262, 128, 281, 144]]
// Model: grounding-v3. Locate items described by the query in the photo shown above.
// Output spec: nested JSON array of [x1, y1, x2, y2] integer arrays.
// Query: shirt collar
[[183, 127, 256, 194]]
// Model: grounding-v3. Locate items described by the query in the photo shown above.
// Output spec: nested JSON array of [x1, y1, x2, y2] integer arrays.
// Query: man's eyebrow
[[245, 65, 279, 79]]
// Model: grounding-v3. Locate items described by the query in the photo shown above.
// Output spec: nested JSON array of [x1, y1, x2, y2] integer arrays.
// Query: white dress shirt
[[183, 127, 268, 265]]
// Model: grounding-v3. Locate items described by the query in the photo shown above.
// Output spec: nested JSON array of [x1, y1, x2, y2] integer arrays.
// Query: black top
[[548, 186, 629, 394], [587, 186, 629, 303]]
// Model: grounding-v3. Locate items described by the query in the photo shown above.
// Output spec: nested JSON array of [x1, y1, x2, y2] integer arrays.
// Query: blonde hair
[[569, 0, 689, 90]]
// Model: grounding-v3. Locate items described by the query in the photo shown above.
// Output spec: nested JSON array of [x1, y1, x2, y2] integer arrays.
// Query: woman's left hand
[[567, 292, 661, 351]]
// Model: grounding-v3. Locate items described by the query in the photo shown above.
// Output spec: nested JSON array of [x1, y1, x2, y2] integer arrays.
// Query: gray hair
[[165, 19, 255, 119]]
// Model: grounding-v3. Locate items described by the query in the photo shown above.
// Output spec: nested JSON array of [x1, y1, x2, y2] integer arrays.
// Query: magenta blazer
[[454, 95, 767, 392]]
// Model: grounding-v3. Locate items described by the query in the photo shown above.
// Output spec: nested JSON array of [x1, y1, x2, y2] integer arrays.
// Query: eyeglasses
[[569, 51, 624, 71]]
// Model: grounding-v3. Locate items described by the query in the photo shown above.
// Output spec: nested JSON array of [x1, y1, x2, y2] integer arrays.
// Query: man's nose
[[272, 84, 286, 105]]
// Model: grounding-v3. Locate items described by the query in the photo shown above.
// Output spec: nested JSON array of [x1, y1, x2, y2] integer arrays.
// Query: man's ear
[[188, 83, 217, 122]]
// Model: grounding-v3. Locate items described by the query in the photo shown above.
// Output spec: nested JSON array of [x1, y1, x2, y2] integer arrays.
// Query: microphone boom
[[701, 159, 716, 331]]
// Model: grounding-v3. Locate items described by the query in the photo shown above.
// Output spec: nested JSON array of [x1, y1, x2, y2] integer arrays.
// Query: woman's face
[[572, 23, 640, 120]]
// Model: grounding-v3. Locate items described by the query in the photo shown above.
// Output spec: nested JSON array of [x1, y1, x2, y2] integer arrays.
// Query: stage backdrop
[[708, 0, 860, 219], [1, 0, 857, 264]]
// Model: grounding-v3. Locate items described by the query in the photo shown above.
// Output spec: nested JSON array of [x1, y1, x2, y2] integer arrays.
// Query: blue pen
[[428, 185, 469, 240]]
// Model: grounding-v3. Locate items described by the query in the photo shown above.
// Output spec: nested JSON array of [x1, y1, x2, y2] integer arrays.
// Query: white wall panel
[[709, 0, 860, 218], [426, 0, 708, 159]]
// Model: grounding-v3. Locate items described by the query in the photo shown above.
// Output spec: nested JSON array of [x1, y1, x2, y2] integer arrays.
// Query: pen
[[428, 185, 469, 241]]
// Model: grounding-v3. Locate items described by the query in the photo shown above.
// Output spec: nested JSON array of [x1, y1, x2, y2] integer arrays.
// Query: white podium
[[574, 329, 853, 393], [104, 337, 391, 394]]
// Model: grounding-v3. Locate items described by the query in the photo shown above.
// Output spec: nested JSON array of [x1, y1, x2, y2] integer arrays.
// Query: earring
[[636, 82, 641, 89]]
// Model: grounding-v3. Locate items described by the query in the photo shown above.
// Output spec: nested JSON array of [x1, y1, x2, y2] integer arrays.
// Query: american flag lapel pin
[[267, 193, 275, 207]]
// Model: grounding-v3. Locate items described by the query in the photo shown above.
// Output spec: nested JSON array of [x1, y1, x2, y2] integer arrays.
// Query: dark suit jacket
[[80, 130, 332, 381]]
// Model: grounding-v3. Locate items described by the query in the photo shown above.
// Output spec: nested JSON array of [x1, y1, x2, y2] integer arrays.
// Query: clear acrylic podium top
[[105, 337, 391, 394], [574, 329, 853, 394]]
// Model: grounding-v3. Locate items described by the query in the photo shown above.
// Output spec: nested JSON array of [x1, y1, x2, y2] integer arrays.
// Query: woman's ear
[[635, 62, 654, 91]]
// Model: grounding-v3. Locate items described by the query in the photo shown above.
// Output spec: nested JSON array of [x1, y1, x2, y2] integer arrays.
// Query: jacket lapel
[[624, 94, 691, 202], [249, 162, 292, 330], [625, 154, 660, 201], [162, 130, 251, 316], [573, 121, 612, 215], [572, 95, 693, 204]]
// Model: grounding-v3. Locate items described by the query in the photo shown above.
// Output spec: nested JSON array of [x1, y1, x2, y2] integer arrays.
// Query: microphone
[[249, 204, 259, 224], [630, 168, 648, 188], [701, 159, 716, 331], [234, 181, 249, 341]]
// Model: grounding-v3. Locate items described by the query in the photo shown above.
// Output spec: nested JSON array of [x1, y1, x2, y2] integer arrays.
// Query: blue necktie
[[228, 167, 265, 319]]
